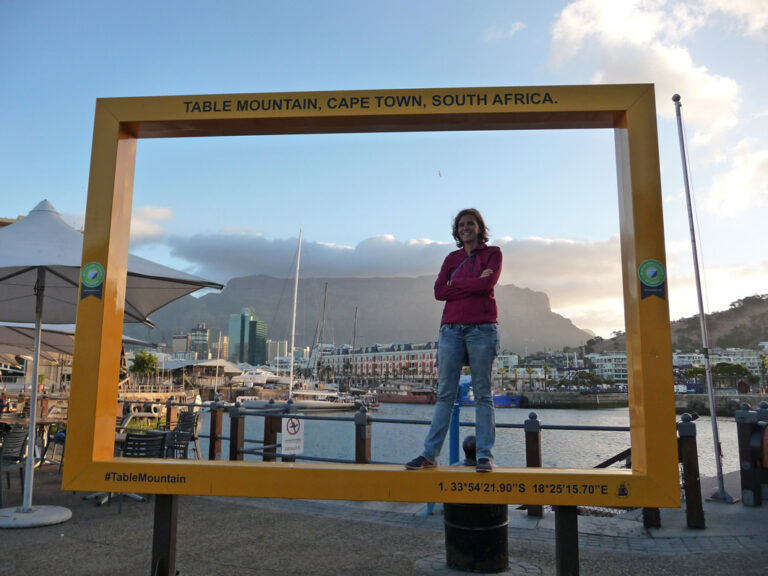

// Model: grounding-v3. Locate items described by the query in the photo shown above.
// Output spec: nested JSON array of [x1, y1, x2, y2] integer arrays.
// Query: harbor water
[[198, 403, 739, 479]]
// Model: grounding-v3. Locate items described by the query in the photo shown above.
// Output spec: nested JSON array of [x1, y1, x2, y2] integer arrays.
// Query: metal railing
[[144, 394, 704, 529]]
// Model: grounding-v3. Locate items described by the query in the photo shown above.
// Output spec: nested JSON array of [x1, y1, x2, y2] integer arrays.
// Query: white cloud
[[141, 226, 768, 338], [704, 0, 768, 35], [131, 205, 172, 240], [550, 0, 741, 144], [704, 140, 768, 215], [483, 21, 527, 42]]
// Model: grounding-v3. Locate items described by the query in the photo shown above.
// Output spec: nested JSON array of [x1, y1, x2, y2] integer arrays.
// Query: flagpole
[[672, 94, 734, 502]]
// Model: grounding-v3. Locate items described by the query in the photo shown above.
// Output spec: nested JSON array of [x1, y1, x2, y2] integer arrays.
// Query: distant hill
[[127, 274, 593, 354], [588, 294, 768, 353]]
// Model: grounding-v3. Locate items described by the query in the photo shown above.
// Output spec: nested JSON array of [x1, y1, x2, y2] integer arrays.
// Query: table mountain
[[129, 274, 592, 354]]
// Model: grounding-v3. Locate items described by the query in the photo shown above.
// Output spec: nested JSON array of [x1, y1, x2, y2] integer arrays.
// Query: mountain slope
[[589, 294, 768, 352]]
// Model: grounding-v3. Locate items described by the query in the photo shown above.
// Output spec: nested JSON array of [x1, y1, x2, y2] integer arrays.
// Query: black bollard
[[444, 435, 509, 573], [735, 403, 762, 506], [757, 402, 768, 501]]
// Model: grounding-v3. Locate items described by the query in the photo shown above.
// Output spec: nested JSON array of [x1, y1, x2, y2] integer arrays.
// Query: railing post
[[228, 403, 244, 461], [282, 399, 296, 463], [555, 505, 579, 576], [151, 494, 178, 576], [165, 396, 178, 431], [354, 405, 371, 463], [263, 399, 280, 462], [208, 399, 223, 461], [677, 413, 705, 528], [449, 379, 471, 465], [735, 402, 762, 506], [524, 411, 543, 517], [757, 401, 768, 501]]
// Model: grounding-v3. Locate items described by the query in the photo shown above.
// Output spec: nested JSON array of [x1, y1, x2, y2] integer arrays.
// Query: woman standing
[[406, 208, 501, 472]]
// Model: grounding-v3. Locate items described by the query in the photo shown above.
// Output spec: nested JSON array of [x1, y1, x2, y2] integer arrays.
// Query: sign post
[[282, 415, 304, 455]]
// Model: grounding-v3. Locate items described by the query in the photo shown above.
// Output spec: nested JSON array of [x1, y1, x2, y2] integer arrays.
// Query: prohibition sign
[[282, 414, 305, 454], [286, 417, 301, 436]]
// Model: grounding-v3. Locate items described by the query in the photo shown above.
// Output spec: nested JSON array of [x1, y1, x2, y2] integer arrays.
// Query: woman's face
[[457, 214, 479, 246]]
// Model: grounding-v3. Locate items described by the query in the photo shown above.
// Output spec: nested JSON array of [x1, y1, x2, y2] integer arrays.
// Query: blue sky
[[2, 1, 767, 338]]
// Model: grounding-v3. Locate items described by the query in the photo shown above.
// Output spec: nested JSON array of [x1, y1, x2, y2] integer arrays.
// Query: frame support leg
[[152, 494, 178, 576], [555, 505, 579, 576]]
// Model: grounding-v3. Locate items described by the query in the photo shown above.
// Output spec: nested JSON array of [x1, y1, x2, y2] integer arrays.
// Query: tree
[[584, 336, 604, 354], [711, 362, 759, 385], [131, 351, 158, 375], [525, 366, 534, 390]]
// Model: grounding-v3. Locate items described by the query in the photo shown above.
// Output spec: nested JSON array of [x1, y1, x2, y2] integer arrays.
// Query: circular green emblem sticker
[[638, 259, 665, 287], [81, 262, 105, 288]]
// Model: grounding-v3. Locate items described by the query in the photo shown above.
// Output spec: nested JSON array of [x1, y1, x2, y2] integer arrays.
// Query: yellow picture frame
[[63, 84, 679, 507]]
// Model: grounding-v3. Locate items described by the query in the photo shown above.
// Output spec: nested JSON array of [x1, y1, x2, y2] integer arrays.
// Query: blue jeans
[[422, 323, 499, 462]]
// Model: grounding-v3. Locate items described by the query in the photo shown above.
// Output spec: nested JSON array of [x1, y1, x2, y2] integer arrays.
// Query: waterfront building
[[712, 348, 762, 375], [228, 308, 268, 365], [190, 322, 210, 360], [267, 339, 289, 363], [323, 341, 438, 383], [672, 351, 704, 368], [210, 334, 227, 362], [171, 333, 189, 355], [513, 365, 558, 390], [674, 348, 762, 376], [585, 351, 628, 384], [274, 355, 293, 375]]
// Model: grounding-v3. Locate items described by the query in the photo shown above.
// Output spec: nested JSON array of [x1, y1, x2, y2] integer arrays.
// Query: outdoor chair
[[41, 427, 66, 473], [0, 426, 29, 508], [115, 414, 132, 434], [121, 431, 166, 458], [176, 410, 201, 459], [164, 428, 193, 459], [114, 432, 166, 513]]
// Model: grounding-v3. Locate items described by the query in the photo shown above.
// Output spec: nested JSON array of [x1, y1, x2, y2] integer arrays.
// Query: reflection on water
[[198, 404, 738, 479]]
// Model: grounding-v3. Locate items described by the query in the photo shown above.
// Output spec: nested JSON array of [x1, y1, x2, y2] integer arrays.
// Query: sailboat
[[237, 230, 358, 412]]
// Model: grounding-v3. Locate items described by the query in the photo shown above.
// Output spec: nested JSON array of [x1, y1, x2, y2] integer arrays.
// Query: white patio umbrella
[[0, 322, 148, 358], [0, 200, 222, 527]]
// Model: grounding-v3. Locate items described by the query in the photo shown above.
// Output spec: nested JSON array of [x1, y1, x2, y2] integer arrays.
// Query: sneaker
[[405, 455, 435, 470], [476, 458, 494, 473]]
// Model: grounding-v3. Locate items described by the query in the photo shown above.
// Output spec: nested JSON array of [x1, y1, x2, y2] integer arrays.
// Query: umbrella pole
[[0, 269, 71, 527], [20, 269, 45, 512]]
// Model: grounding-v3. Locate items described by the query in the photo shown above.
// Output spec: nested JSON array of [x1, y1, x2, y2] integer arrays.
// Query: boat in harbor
[[231, 367, 273, 387], [375, 386, 437, 404], [237, 388, 359, 411], [457, 388, 522, 408], [492, 393, 522, 408]]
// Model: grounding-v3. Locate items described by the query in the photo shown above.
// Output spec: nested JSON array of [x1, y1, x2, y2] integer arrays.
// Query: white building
[[585, 352, 628, 384], [674, 348, 762, 375], [266, 339, 288, 363]]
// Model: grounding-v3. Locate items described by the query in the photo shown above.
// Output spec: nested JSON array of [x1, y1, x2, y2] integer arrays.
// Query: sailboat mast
[[319, 282, 327, 345], [351, 306, 358, 386], [289, 228, 302, 399], [315, 282, 328, 380], [215, 331, 221, 394]]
